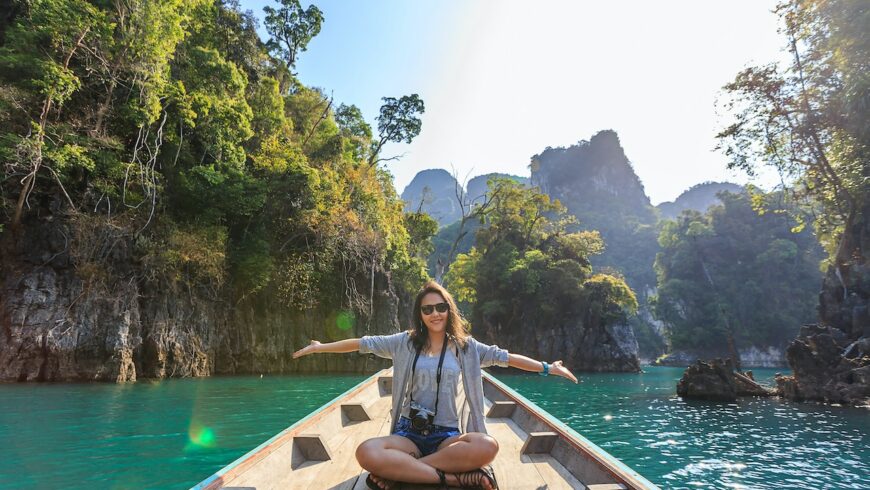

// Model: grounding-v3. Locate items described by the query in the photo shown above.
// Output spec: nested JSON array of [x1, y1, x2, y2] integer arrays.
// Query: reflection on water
[[494, 367, 870, 490]]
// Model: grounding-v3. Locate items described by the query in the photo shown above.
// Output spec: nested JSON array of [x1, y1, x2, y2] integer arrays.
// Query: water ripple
[[495, 367, 870, 489]]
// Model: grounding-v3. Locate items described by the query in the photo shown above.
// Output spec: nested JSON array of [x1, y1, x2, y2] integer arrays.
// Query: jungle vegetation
[[0, 0, 430, 313], [653, 189, 824, 353]]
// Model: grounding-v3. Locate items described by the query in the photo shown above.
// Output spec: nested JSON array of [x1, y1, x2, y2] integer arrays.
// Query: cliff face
[[0, 220, 402, 382], [401, 170, 528, 227], [476, 314, 640, 373], [529, 130, 661, 362], [531, 130, 656, 230], [400, 169, 461, 226], [819, 202, 870, 340], [529, 130, 659, 293], [775, 202, 870, 405]]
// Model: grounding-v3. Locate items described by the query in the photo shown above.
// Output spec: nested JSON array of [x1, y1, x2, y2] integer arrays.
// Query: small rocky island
[[676, 358, 775, 401], [677, 324, 870, 406]]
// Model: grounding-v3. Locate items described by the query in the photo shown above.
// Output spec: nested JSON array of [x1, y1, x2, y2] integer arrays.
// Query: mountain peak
[[531, 130, 653, 218], [656, 181, 745, 220]]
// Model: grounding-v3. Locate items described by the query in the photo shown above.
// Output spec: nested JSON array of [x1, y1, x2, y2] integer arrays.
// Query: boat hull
[[192, 369, 659, 489]]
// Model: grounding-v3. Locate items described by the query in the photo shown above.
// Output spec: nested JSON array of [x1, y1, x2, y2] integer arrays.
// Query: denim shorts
[[392, 416, 461, 456]]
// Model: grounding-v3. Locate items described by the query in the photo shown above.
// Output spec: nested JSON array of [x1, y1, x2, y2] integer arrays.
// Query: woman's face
[[420, 292, 448, 335]]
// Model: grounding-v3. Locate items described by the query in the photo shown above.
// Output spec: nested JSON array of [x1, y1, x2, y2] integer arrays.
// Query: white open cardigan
[[359, 331, 510, 434]]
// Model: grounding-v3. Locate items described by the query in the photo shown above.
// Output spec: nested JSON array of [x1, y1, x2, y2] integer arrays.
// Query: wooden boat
[[192, 369, 660, 489]]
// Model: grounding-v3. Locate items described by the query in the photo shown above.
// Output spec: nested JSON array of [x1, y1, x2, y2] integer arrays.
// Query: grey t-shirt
[[400, 346, 463, 428]]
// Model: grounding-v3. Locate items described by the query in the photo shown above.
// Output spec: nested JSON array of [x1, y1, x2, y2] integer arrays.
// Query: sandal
[[436, 469, 448, 489], [452, 465, 498, 489]]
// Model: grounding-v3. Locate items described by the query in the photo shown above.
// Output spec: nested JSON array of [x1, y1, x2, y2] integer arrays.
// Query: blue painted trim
[[190, 370, 385, 490], [483, 372, 661, 490]]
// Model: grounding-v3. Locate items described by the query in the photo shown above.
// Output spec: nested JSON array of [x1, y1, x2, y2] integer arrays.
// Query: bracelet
[[539, 361, 549, 376]]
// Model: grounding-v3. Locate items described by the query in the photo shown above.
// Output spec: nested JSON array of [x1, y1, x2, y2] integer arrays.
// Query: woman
[[292, 281, 578, 489]]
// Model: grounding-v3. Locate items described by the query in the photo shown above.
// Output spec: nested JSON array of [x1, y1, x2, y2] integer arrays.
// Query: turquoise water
[[0, 374, 367, 489], [0, 367, 867, 489], [499, 367, 870, 489]]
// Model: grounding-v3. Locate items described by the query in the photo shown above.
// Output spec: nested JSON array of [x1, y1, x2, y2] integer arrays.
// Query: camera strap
[[409, 337, 450, 419]]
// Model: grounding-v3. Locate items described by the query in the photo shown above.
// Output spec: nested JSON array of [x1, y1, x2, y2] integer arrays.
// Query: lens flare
[[336, 311, 355, 330], [187, 423, 217, 450]]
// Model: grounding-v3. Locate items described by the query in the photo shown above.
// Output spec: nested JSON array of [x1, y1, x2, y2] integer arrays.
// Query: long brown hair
[[409, 281, 470, 351]]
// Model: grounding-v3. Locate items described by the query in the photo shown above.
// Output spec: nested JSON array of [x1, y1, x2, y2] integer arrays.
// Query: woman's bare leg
[[355, 435, 441, 486], [356, 433, 499, 488], [420, 432, 499, 472]]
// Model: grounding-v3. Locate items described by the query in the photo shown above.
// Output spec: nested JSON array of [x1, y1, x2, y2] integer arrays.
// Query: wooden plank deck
[[193, 369, 658, 490]]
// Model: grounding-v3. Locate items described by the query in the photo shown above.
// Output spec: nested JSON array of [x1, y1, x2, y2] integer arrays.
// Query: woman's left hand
[[550, 360, 579, 383]]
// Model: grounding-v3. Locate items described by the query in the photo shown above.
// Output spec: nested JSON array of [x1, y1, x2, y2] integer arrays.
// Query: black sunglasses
[[420, 303, 449, 315]]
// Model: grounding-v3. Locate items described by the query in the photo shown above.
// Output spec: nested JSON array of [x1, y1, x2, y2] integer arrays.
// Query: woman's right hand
[[292, 340, 321, 359]]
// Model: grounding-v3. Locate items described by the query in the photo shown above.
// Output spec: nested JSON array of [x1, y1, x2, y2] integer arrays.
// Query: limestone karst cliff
[[0, 220, 404, 382]]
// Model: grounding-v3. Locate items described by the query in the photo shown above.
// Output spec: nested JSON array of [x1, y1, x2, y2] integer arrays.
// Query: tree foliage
[[716, 0, 868, 266], [368, 94, 424, 167], [263, 0, 323, 68], [653, 190, 824, 352], [0, 0, 429, 316], [445, 178, 635, 333]]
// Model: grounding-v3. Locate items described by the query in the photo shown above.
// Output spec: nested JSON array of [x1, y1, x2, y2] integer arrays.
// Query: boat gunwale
[[483, 371, 660, 490], [191, 369, 660, 490], [190, 368, 390, 490]]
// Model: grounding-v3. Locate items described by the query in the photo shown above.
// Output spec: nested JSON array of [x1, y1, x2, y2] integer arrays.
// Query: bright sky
[[239, 0, 786, 204]]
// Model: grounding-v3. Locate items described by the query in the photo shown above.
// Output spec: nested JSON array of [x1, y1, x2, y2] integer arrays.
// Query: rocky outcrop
[[775, 324, 870, 405], [401, 170, 528, 226], [818, 202, 870, 340], [478, 317, 640, 373], [776, 201, 870, 406], [676, 358, 737, 401], [734, 370, 776, 397], [400, 169, 462, 226], [529, 131, 661, 359], [676, 358, 776, 401], [0, 219, 400, 382]]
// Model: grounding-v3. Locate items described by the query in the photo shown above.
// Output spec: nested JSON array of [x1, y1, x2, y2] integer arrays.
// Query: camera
[[409, 401, 436, 434]]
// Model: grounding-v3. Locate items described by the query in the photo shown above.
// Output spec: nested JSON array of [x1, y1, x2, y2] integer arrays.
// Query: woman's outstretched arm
[[292, 338, 361, 358], [508, 353, 579, 383]]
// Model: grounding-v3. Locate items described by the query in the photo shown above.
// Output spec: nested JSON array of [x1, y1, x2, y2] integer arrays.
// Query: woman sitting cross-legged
[[292, 281, 578, 489]]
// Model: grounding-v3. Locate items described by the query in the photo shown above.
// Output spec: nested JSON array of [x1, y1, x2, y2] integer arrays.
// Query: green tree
[[653, 191, 823, 354], [0, 0, 432, 335], [263, 0, 324, 69], [2, 0, 105, 228], [335, 103, 372, 161], [716, 0, 868, 265], [446, 178, 632, 336], [368, 94, 424, 167]]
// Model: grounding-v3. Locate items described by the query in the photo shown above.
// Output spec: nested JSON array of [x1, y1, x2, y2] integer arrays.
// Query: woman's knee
[[464, 433, 498, 464], [478, 434, 499, 462], [355, 438, 383, 469]]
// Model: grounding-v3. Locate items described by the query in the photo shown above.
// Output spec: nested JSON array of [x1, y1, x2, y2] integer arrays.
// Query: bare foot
[[369, 474, 395, 490], [480, 476, 494, 490]]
